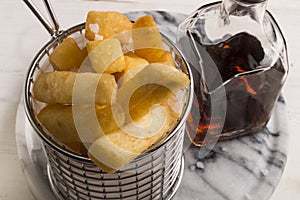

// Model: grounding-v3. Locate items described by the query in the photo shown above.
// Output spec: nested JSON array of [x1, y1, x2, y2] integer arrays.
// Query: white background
[[0, 0, 299, 199]]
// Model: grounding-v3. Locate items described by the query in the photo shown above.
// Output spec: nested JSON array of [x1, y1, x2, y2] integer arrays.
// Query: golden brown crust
[[135, 48, 175, 67], [132, 15, 158, 29]]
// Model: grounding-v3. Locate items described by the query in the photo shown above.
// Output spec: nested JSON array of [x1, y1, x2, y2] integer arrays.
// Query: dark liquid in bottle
[[183, 32, 286, 145]]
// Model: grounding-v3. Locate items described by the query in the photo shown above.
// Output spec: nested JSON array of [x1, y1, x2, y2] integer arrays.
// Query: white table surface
[[0, 0, 299, 199]]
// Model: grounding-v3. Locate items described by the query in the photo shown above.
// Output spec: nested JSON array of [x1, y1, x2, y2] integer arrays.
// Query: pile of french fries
[[33, 11, 190, 173]]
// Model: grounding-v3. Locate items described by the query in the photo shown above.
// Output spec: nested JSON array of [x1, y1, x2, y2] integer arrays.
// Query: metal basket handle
[[23, 0, 60, 36]]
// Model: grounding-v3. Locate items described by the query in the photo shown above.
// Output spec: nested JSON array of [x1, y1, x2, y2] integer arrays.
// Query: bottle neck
[[221, 0, 267, 23]]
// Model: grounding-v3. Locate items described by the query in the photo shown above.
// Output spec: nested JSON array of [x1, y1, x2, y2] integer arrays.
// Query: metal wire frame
[[45, 129, 184, 200]]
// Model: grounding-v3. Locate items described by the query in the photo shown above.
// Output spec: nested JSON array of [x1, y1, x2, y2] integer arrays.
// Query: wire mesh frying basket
[[23, 1, 193, 199]]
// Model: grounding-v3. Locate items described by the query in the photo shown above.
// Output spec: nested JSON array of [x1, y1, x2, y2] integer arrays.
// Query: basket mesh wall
[[45, 127, 184, 200]]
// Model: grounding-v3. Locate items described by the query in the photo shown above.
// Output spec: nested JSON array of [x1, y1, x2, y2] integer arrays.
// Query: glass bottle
[[177, 0, 289, 146]]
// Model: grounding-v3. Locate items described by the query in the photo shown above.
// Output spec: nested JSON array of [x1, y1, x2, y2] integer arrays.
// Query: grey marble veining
[[15, 11, 288, 200], [175, 100, 287, 200]]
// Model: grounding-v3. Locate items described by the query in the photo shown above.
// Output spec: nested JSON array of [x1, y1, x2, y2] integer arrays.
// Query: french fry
[[132, 15, 175, 66], [123, 55, 149, 74], [37, 104, 86, 154], [135, 48, 175, 67], [49, 38, 87, 71], [132, 15, 164, 50], [87, 38, 126, 74], [85, 11, 132, 41], [117, 63, 190, 121], [128, 84, 172, 121], [37, 104, 125, 153], [33, 71, 117, 106], [114, 55, 148, 82], [88, 105, 179, 173]]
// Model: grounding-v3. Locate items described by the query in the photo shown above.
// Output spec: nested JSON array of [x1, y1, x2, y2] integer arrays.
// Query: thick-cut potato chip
[[117, 63, 190, 121], [128, 84, 172, 121], [33, 71, 117, 105], [49, 38, 87, 71], [114, 55, 148, 82], [87, 38, 126, 74], [123, 55, 149, 73], [132, 15, 174, 66], [38, 104, 125, 154], [135, 48, 175, 67], [37, 104, 87, 154], [85, 11, 132, 41], [133, 15, 158, 28], [132, 15, 163, 50], [88, 105, 179, 173]]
